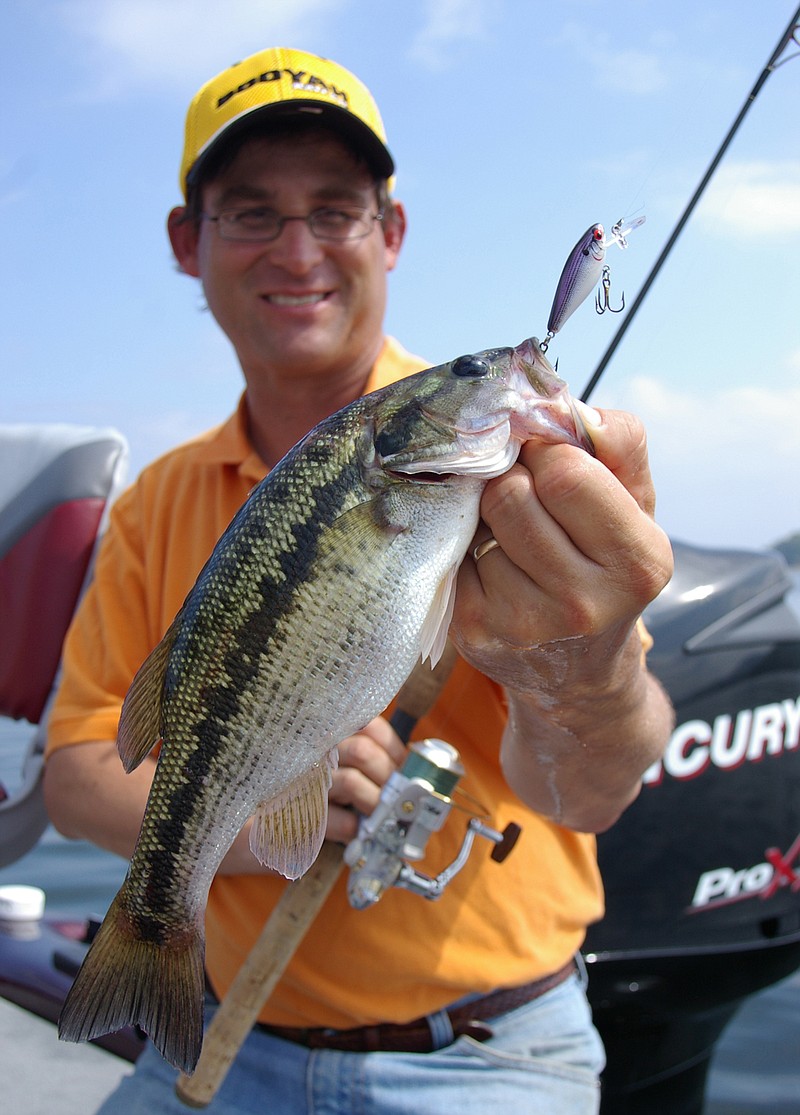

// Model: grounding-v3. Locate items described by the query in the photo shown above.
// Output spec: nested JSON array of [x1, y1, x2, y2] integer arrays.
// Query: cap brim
[[186, 100, 395, 194]]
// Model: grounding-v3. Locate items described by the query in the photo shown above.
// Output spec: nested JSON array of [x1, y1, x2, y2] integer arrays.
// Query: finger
[[349, 715, 407, 768], [491, 430, 663, 584], [532, 442, 669, 607], [326, 802, 360, 844], [459, 442, 670, 644], [327, 717, 407, 842], [329, 717, 404, 816], [574, 405, 657, 517], [478, 456, 593, 592]]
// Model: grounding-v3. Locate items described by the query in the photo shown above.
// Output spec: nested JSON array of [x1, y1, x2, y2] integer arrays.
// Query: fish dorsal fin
[[117, 616, 180, 773], [419, 562, 459, 668], [249, 749, 339, 879]]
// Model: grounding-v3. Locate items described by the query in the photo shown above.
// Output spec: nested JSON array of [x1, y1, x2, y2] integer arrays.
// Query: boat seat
[[0, 424, 128, 867]]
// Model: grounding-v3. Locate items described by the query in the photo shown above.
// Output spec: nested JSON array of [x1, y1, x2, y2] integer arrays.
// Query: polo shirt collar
[[196, 337, 427, 485], [198, 394, 267, 484]]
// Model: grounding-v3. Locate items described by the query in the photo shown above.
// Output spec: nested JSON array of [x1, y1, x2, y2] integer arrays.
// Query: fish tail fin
[[58, 888, 205, 1074]]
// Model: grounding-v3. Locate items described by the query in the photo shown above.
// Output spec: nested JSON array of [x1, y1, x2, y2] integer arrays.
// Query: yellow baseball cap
[[179, 47, 394, 199]]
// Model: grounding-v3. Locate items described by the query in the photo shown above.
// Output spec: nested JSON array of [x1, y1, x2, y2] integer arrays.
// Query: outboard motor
[[584, 540, 800, 1114]]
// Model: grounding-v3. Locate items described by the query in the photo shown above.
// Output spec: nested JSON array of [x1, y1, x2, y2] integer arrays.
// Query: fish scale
[[58, 335, 594, 1073]]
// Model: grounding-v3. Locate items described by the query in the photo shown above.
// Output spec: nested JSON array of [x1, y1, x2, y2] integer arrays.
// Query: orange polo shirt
[[47, 335, 603, 1028]]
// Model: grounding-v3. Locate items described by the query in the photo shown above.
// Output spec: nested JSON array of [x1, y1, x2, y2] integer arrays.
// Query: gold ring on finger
[[473, 537, 501, 562]]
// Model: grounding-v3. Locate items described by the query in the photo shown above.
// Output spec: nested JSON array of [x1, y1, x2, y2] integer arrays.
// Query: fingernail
[[575, 400, 602, 427]]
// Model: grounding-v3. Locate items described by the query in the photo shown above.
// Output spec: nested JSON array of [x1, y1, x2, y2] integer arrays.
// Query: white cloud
[[556, 21, 669, 95], [57, 0, 340, 93], [593, 47, 668, 95], [409, 0, 493, 70], [698, 160, 800, 236], [621, 369, 800, 548], [629, 370, 800, 461]]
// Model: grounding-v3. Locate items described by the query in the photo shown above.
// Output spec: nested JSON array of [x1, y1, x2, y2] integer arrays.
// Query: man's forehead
[[236, 126, 371, 163], [204, 130, 377, 200]]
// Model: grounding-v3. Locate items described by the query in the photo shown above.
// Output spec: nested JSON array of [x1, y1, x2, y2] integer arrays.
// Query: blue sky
[[2, 0, 799, 549]]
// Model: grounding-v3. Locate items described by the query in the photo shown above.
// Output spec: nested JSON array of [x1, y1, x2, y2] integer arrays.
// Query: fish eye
[[452, 355, 490, 378]]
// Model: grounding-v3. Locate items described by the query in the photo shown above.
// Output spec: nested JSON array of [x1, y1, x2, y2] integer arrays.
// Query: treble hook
[[595, 265, 625, 315]]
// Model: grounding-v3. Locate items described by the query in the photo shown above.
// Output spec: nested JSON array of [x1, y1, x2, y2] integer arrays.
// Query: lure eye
[[452, 355, 490, 378]]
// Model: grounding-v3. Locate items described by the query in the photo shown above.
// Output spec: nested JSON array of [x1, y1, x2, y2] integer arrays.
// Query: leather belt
[[257, 959, 576, 1053]]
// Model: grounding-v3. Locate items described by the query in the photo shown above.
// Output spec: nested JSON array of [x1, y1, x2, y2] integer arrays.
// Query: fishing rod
[[581, 4, 800, 403]]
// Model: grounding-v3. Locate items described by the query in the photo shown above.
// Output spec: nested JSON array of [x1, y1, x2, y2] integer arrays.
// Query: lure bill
[[608, 215, 646, 250], [544, 215, 645, 346], [57, 336, 594, 1074]]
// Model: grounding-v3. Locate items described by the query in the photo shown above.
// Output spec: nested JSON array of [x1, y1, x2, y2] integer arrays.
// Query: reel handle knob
[[490, 822, 522, 863]]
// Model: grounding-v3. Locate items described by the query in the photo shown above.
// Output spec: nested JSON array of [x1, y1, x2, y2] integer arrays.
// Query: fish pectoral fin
[[419, 562, 459, 668], [325, 496, 407, 562], [249, 748, 339, 880], [117, 615, 181, 772]]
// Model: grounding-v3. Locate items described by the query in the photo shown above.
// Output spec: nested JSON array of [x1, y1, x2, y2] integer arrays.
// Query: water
[[0, 827, 123, 919], [2, 718, 799, 1111]]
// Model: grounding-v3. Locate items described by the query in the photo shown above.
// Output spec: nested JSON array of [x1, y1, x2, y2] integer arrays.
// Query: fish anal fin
[[249, 749, 339, 879], [58, 887, 205, 1074], [117, 616, 181, 773], [419, 562, 459, 668]]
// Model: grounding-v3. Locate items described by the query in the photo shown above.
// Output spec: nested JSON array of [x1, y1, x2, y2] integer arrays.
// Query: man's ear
[[383, 199, 407, 273], [167, 207, 201, 278]]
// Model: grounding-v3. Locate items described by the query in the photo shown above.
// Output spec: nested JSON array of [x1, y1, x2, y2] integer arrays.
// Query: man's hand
[[450, 406, 674, 832], [325, 716, 406, 843], [453, 406, 671, 695]]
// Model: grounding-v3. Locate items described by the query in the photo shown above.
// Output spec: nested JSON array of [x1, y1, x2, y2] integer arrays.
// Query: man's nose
[[267, 217, 326, 271]]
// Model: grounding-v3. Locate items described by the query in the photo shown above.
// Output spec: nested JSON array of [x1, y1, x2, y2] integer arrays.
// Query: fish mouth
[[510, 339, 595, 455], [386, 469, 454, 484], [385, 425, 519, 483]]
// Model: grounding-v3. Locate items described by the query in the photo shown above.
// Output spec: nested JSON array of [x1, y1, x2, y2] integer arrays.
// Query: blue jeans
[[96, 970, 604, 1114]]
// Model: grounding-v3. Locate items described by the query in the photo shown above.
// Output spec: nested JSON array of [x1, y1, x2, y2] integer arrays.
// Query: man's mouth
[[266, 293, 328, 307]]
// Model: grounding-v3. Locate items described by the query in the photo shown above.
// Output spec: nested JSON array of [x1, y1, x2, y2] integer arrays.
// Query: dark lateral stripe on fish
[[135, 435, 365, 910]]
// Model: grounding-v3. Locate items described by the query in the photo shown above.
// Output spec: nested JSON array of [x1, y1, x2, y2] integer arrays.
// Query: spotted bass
[[58, 336, 593, 1073]]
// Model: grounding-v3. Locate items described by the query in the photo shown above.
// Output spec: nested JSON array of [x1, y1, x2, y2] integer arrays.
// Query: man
[[44, 47, 673, 1114]]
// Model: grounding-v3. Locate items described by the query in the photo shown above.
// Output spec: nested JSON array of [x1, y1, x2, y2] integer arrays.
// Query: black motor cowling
[[584, 540, 800, 1113]]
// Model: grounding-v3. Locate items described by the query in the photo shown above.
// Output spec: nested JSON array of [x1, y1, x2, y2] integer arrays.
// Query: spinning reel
[[344, 738, 521, 910]]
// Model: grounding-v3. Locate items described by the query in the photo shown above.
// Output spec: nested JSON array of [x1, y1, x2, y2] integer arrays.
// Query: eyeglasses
[[202, 205, 384, 243]]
